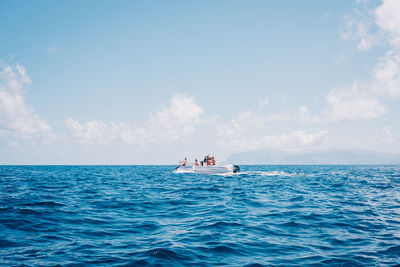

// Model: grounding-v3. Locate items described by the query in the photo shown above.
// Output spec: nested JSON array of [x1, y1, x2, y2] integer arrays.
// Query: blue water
[[1, 165, 400, 266]]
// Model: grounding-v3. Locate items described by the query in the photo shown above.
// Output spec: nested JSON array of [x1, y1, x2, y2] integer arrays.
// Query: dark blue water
[[1, 165, 400, 266]]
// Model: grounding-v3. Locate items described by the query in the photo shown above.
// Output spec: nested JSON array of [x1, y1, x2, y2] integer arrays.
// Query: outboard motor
[[233, 165, 240, 173]]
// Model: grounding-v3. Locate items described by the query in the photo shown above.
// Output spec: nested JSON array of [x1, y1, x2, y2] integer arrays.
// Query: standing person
[[206, 154, 212, 166]]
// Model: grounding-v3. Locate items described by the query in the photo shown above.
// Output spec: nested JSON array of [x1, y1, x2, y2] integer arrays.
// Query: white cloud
[[216, 80, 388, 130], [216, 104, 310, 141], [216, 104, 328, 151], [149, 94, 203, 137], [356, 21, 378, 51], [65, 94, 203, 145], [215, 100, 312, 133], [341, 6, 380, 51], [218, 130, 328, 151], [372, 50, 400, 98], [342, 0, 400, 52], [375, 0, 400, 49], [369, 0, 400, 100], [326, 0, 400, 121], [321, 81, 387, 121], [0, 62, 52, 141], [65, 118, 149, 145]]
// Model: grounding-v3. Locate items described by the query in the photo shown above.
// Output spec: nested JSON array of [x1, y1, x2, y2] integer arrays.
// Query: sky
[[1, 0, 400, 164]]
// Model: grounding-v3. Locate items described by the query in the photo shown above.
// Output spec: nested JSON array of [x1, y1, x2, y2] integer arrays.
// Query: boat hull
[[176, 164, 240, 174]]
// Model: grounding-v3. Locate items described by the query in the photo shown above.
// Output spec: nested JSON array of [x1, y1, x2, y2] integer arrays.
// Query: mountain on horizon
[[224, 149, 400, 165]]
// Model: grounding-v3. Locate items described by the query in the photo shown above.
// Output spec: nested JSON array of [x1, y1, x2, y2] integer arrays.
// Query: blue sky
[[1, 0, 400, 164]]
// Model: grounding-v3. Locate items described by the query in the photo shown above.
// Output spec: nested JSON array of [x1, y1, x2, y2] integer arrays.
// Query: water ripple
[[1, 165, 400, 265]]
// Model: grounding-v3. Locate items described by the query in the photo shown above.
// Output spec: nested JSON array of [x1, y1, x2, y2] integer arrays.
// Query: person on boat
[[195, 159, 199, 166], [209, 156, 213, 165], [212, 157, 216, 166], [200, 161, 203, 166], [182, 157, 188, 166]]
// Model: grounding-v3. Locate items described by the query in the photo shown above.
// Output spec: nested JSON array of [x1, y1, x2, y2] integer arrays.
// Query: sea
[[1, 165, 400, 266]]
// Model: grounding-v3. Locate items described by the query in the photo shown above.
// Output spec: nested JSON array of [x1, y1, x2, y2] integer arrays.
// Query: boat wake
[[238, 170, 295, 176], [175, 168, 294, 177], [174, 168, 194, 174]]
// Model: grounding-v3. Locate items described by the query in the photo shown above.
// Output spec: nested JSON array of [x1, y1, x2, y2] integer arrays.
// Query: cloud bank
[[65, 94, 203, 145], [0, 62, 51, 142], [216, 0, 400, 152], [218, 130, 328, 151]]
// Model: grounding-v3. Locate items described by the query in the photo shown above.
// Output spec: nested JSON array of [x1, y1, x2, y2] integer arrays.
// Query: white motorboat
[[175, 164, 240, 174]]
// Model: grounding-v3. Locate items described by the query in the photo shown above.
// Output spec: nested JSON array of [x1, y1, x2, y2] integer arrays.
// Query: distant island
[[225, 149, 400, 165]]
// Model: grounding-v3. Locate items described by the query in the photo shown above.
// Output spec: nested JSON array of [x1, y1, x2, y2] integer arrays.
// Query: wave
[[1, 165, 400, 266]]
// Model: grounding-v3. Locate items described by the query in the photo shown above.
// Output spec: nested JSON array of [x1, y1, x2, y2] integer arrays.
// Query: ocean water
[[1, 165, 400, 266]]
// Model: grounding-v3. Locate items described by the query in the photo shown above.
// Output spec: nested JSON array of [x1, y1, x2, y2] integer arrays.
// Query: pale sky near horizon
[[1, 0, 400, 164]]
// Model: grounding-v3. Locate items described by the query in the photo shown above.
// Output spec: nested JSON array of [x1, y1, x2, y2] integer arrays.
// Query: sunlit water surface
[[1, 165, 400, 266]]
